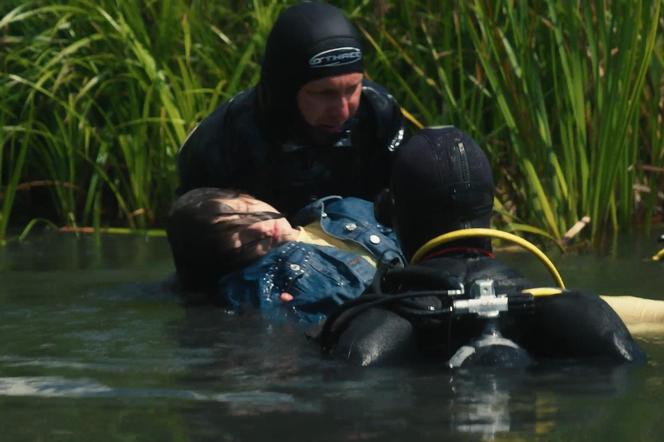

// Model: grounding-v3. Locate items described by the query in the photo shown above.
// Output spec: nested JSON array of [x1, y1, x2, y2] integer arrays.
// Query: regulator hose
[[319, 288, 460, 351]]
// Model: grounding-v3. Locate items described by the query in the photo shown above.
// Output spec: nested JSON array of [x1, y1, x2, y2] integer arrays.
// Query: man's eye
[[312, 90, 335, 97]]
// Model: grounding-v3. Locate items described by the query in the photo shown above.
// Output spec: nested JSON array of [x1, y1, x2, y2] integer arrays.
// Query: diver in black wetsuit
[[319, 126, 645, 368], [177, 2, 404, 215]]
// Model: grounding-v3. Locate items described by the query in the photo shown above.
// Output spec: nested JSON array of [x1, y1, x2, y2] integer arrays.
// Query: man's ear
[[374, 188, 394, 227]]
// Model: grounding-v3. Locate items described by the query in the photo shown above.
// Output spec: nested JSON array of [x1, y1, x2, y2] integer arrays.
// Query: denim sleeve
[[282, 247, 375, 323], [217, 243, 376, 324]]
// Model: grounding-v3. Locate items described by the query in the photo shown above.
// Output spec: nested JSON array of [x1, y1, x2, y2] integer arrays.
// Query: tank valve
[[452, 279, 508, 318]]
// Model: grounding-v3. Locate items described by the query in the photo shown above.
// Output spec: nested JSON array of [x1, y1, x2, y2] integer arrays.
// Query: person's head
[[376, 126, 495, 260], [258, 2, 364, 135], [167, 188, 298, 293]]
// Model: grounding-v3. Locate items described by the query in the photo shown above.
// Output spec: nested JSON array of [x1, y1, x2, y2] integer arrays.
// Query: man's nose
[[331, 95, 351, 121]]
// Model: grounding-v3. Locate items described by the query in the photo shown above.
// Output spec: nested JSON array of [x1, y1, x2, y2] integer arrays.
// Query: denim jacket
[[217, 197, 403, 323]]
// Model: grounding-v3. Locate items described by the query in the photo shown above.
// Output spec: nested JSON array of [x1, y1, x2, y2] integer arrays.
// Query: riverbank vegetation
[[1, 0, 663, 247]]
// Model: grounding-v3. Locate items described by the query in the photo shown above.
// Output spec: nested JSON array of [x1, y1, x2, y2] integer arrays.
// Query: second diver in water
[[318, 126, 646, 368]]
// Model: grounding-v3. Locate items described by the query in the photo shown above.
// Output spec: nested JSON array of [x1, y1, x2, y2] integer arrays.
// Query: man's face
[[296, 72, 363, 134]]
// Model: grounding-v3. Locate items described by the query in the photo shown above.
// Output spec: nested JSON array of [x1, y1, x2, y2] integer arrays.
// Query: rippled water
[[1, 231, 663, 441]]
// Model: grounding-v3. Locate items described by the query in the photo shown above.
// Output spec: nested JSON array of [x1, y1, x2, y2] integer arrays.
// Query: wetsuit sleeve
[[363, 80, 405, 154], [331, 308, 416, 366], [357, 81, 406, 199], [523, 291, 646, 362], [176, 101, 235, 195]]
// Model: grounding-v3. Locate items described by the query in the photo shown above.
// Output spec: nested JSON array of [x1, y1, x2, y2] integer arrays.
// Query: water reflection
[[450, 372, 515, 435], [0, 232, 663, 441], [168, 300, 653, 441]]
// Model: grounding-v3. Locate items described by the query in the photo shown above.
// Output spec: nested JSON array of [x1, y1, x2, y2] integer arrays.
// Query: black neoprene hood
[[390, 127, 495, 259], [258, 2, 364, 119]]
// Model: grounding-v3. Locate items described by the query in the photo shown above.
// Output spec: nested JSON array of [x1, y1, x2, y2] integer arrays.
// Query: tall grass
[[355, 0, 663, 244], [638, 30, 664, 231], [467, 0, 659, 242], [0, 0, 281, 241], [1, 0, 663, 246]]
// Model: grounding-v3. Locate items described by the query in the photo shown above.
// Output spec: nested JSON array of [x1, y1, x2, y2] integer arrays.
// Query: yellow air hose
[[652, 247, 664, 262], [410, 228, 566, 289]]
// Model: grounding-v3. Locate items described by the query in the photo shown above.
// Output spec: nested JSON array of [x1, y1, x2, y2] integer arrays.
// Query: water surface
[[1, 231, 663, 441]]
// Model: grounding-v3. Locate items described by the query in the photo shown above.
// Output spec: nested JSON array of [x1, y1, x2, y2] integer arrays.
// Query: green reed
[[638, 33, 664, 231], [0, 0, 281, 241], [458, 1, 660, 241], [1, 0, 663, 246], [356, 0, 662, 244]]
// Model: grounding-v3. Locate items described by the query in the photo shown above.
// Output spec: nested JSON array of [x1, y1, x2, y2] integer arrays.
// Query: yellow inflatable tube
[[600, 295, 664, 335]]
